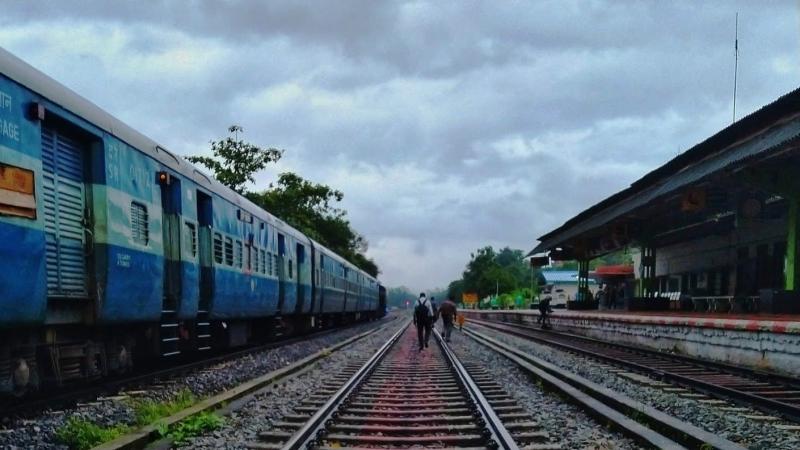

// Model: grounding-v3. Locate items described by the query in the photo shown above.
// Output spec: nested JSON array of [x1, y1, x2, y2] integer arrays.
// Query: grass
[[55, 417, 129, 450], [55, 388, 212, 449], [131, 388, 196, 426], [156, 411, 225, 445]]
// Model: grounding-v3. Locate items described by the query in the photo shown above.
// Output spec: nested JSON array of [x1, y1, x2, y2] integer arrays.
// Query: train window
[[213, 233, 223, 264], [224, 237, 233, 266], [273, 254, 279, 276], [248, 246, 254, 272], [130, 202, 149, 245], [184, 222, 197, 258], [235, 241, 243, 268], [288, 260, 293, 279], [260, 249, 266, 274], [267, 251, 273, 276]]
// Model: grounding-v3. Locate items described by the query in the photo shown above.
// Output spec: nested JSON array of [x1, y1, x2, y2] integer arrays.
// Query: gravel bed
[[185, 319, 407, 449], [0, 316, 397, 450], [447, 328, 644, 450], [475, 324, 800, 450]]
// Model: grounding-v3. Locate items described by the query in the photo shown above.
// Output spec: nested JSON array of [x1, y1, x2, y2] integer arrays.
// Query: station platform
[[463, 309, 800, 376]]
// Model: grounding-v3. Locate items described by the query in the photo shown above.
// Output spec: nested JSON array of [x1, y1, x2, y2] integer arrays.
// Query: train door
[[195, 191, 213, 351], [41, 126, 91, 299], [277, 233, 286, 313], [158, 173, 181, 356], [295, 243, 305, 314]]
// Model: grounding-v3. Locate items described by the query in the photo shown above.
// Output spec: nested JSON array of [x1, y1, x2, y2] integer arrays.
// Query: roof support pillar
[[577, 259, 590, 301], [638, 245, 657, 297], [786, 197, 800, 291]]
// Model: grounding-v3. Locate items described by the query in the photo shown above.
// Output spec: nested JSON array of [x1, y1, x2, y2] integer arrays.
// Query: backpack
[[414, 299, 430, 324]]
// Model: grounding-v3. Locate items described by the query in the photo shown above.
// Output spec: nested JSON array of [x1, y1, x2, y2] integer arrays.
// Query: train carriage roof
[[0, 46, 314, 246]]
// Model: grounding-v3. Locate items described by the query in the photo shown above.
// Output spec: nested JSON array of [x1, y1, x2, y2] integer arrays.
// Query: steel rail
[[465, 327, 745, 450], [281, 320, 409, 450], [434, 329, 519, 450], [472, 317, 800, 423]]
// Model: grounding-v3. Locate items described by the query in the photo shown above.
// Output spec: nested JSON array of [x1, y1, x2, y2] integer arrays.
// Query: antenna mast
[[733, 12, 739, 123]]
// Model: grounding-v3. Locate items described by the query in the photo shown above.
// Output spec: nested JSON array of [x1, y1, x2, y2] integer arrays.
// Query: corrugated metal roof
[[541, 270, 596, 284], [532, 87, 800, 255]]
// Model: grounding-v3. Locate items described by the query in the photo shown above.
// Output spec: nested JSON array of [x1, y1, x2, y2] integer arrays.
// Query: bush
[[55, 418, 129, 450]]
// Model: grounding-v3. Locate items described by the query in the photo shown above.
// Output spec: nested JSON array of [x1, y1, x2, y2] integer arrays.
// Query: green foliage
[[247, 173, 378, 276], [187, 125, 283, 194], [156, 412, 224, 446], [55, 417, 129, 450], [189, 126, 379, 277], [460, 246, 544, 299], [132, 389, 196, 426]]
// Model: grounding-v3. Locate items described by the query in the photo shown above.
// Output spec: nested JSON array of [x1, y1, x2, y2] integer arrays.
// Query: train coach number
[[116, 252, 132, 268]]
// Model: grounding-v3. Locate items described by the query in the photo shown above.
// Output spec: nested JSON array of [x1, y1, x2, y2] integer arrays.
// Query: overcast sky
[[2, 1, 799, 291]]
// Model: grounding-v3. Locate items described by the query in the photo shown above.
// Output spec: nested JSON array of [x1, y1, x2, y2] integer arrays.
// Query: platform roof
[[531, 86, 800, 257]]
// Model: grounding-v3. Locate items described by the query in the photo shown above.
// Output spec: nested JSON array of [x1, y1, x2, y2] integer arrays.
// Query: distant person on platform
[[439, 295, 458, 343], [538, 296, 552, 329], [413, 292, 434, 350], [616, 284, 626, 309]]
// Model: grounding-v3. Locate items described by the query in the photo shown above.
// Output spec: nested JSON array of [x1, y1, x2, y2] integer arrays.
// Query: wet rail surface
[[253, 323, 555, 449], [472, 317, 800, 423]]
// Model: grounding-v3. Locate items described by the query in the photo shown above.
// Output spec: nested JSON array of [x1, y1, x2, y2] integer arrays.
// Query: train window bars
[[130, 202, 149, 245], [235, 241, 243, 269], [213, 233, 223, 264], [224, 237, 233, 266], [184, 222, 197, 258], [260, 249, 266, 274]]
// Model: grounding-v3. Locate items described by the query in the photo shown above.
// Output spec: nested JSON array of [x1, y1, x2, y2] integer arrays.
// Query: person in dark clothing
[[615, 284, 626, 309], [438, 296, 458, 342], [413, 293, 433, 350], [538, 296, 552, 329]]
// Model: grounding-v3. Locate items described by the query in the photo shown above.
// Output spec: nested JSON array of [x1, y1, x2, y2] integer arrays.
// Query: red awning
[[594, 265, 634, 276]]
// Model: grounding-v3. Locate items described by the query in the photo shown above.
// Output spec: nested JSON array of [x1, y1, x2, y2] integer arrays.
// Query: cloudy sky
[[2, 1, 799, 290]]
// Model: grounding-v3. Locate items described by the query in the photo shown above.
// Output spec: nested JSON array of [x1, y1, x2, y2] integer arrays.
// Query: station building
[[530, 87, 800, 315]]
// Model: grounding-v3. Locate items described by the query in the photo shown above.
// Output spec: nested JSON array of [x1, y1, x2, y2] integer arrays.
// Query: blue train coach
[[0, 47, 385, 394]]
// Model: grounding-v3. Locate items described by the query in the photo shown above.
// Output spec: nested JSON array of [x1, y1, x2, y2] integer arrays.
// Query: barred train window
[[260, 250, 266, 274], [224, 237, 233, 266], [213, 233, 223, 263], [267, 252, 273, 275], [273, 254, 279, 276], [130, 202, 149, 245], [184, 222, 197, 257], [235, 240, 243, 268]]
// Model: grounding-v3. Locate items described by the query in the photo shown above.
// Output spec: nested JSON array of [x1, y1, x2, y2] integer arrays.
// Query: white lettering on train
[[0, 90, 10, 110], [0, 119, 19, 142]]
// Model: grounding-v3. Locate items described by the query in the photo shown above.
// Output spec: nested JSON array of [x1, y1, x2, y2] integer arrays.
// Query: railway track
[[253, 323, 552, 450], [0, 317, 393, 419], [471, 317, 800, 423]]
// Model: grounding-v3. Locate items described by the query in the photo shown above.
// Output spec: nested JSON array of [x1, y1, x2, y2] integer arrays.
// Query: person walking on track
[[413, 293, 434, 350], [438, 295, 458, 343]]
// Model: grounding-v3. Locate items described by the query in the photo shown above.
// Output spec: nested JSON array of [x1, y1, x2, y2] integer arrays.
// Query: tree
[[247, 173, 379, 277], [187, 125, 283, 193], [191, 126, 379, 276], [450, 245, 543, 303]]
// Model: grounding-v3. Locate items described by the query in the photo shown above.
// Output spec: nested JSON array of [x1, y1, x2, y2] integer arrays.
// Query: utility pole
[[732, 12, 739, 123]]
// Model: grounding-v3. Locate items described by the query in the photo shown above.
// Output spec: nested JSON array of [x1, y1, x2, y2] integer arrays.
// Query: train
[[0, 47, 386, 394]]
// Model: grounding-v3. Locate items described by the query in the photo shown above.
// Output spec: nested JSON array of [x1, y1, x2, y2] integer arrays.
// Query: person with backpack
[[413, 292, 434, 350]]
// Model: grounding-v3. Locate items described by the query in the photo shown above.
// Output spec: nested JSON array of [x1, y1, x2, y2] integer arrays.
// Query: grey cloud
[[1, 0, 798, 288]]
